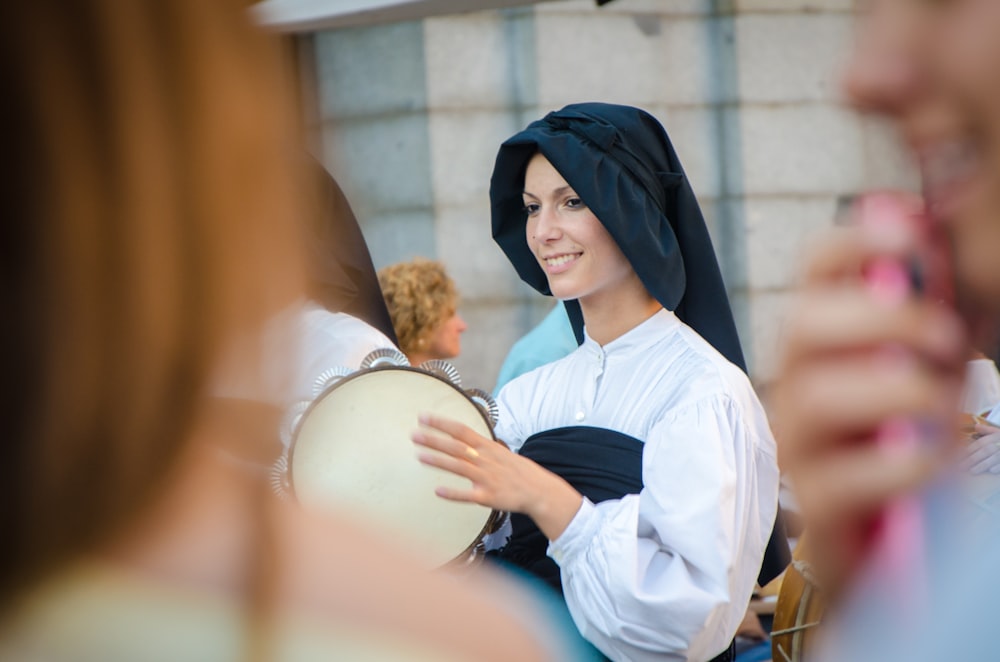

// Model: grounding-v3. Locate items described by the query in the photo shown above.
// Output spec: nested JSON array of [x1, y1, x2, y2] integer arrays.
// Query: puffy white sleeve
[[547, 394, 779, 662]]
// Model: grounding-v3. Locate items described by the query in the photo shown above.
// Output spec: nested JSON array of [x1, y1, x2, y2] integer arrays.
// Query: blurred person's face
[[523, 153, 635, 306], [844, 0, 1000, 320], [925, 0, 1000, 314], [426, 310, 467, 360]]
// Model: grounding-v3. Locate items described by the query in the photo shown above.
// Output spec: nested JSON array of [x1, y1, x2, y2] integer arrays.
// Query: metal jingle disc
[[279, 400, 311, 448], [270, 453, 291, 499], [465, 388, 499, 429], [418, 359, 462, 387], [360, 347, 410, 370], [311, 365, 354, 399]]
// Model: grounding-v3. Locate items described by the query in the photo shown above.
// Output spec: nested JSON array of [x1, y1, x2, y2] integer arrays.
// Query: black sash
[[497, 427, 645, 594], [495, 426, 788, 662]]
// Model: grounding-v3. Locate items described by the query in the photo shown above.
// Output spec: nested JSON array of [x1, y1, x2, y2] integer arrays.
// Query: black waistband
[[496, 426, 788, 589], [495, 427, 643, 595], [495, 426, 771, 662]]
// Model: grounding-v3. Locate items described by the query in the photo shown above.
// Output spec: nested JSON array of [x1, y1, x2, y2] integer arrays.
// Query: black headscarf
[[490, 102, 745, 372], [306, 157, 398, 345]]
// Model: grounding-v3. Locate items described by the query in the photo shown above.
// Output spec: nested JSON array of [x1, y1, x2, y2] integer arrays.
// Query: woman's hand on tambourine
[[412, 413, 583, 542]]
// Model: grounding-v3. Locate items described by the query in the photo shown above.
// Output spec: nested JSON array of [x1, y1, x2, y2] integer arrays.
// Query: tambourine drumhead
[[289, 367, 496, 568]]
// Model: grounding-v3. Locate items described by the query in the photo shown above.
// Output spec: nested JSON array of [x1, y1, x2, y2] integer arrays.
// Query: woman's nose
[[532, 207, 562, 242]]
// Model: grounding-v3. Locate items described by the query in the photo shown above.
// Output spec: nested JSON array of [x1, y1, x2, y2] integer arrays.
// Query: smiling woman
[[411, 102, 788, 662], [522, 153, 657, 345]]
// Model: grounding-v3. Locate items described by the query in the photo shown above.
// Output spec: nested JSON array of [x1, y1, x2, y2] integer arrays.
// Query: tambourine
[[272, 349, 505, 568]]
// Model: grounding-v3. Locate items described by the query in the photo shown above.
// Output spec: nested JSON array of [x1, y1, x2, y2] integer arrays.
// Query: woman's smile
[[542, 251, 583, 274]]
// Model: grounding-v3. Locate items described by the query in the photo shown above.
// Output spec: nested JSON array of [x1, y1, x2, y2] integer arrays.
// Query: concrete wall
[[305, 0, 916, 390]]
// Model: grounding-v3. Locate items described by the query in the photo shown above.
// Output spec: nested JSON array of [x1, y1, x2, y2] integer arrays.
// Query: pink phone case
[[855, 191, 955, 615]]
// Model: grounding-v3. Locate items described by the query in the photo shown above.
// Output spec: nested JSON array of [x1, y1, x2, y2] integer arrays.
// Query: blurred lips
[[919, 137, 984, 222]]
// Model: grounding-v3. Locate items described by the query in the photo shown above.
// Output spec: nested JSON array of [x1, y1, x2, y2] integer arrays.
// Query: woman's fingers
[[417, 412, 488, 448], [413, 429, 480, 468], [411, 430, 485, 504], [411, 418, 503, 506], [411, 414, 582, 538], [411, 412, 495, 469]]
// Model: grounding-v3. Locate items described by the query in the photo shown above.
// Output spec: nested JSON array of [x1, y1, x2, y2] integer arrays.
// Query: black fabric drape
[[306, 157, 398, 345], [496, 426, 645, 594], [497, 426, 789, 591], [490, 102, 745, 371]]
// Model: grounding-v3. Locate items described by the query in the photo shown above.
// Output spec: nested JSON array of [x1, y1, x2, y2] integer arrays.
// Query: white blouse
[[495, 309, 780, 662]]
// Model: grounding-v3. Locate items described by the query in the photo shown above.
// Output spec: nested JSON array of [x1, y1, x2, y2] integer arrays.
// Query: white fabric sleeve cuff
[[546, 497, 598, 567]]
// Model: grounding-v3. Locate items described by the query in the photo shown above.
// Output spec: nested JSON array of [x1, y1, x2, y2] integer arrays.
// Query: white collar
[[580, 308, 678, 357]]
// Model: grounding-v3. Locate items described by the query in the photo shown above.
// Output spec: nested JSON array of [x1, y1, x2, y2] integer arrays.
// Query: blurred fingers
[[792, 440, 941, 527], [775, 353, 961, 470], [800, 224, 918, 284], [780, 292, 965, 372]]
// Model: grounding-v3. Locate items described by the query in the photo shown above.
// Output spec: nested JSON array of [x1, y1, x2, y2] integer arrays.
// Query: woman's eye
[[523, 202, 540, 216], [565, 197, 584, 209]]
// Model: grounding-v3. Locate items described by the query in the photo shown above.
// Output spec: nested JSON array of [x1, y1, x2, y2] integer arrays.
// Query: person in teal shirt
[[494, 303, 578, 395]]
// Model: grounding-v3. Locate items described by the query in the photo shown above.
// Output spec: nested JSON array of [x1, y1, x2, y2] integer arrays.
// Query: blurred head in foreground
[[0, 2, 570, 661], [772, 1, 1000, 659], [843, 0, 1000, 331], [0, 0, 306, 608]]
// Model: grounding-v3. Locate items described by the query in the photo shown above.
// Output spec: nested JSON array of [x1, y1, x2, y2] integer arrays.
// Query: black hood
[[490, 102, 745, 372]]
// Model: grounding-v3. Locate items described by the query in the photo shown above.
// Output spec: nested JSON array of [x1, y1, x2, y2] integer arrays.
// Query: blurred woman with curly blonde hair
[[378, 258, 468, 366]]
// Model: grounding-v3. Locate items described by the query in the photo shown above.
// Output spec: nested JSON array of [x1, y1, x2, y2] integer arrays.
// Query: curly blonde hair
[[378, 258, 458, 355]]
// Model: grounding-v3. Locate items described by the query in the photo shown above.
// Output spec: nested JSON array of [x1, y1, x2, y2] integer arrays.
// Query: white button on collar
[[575, 410, 585, 422]]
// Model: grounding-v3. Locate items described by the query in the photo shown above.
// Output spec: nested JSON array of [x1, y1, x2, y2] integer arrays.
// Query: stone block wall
[[305, 0, 916, 390]]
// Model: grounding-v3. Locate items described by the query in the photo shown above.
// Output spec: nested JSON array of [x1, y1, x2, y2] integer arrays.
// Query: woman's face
[[522, 153, 638, 307], [844, 0, 1000, 317], [424, 309, 467, 360]]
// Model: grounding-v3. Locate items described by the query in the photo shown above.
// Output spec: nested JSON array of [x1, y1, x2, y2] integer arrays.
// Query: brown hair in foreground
[[0, 0, 306, 611], [0, 2, 567, 660]]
